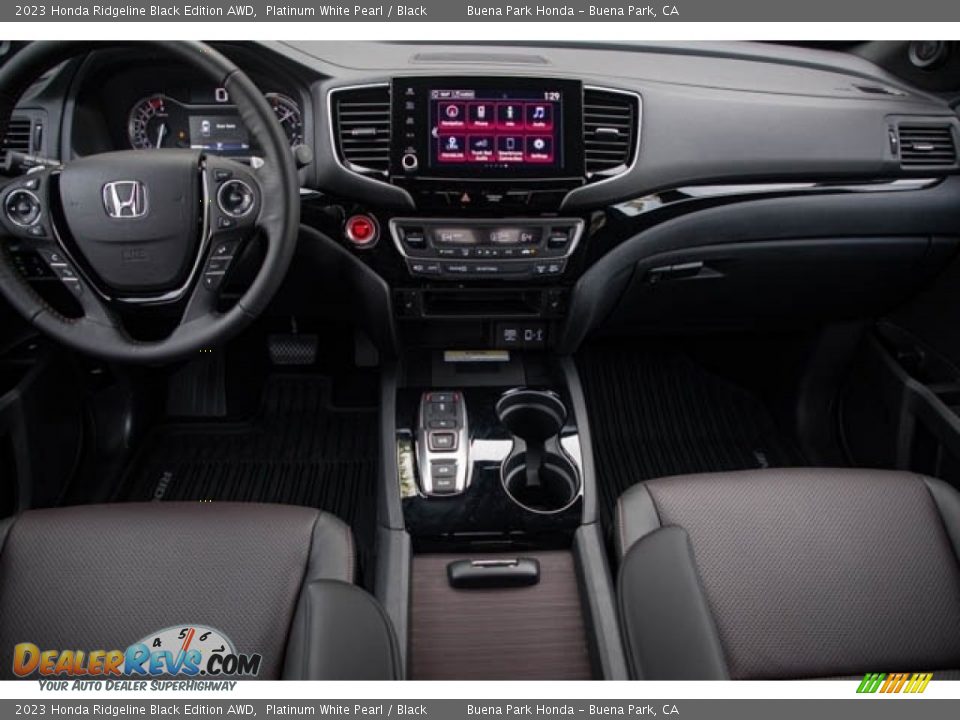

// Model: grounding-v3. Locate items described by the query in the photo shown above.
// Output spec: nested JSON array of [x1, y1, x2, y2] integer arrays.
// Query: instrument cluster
[[127, 89, 304, 153]]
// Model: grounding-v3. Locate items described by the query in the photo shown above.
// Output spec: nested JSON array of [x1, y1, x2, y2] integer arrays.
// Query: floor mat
[[119, 375, 378, 573], [578, 345, 805, 527]]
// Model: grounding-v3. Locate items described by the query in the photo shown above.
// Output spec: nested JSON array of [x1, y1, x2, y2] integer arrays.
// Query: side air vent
[[583, 87, 639, 179], [898, 124, 957, 168], [1, 117, 32, 165], [331, 85, 391, 175]]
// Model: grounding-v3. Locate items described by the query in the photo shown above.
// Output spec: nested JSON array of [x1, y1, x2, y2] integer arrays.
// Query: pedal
[[268, 333, 318, 366]]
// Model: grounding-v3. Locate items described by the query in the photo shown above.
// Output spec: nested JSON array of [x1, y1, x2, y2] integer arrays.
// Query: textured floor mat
[[119, 375, 378, 571], [578, 345, 805, 527]]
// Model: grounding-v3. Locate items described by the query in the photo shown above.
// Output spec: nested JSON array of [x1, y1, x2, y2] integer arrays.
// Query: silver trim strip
[[613, 178, 942, 218]]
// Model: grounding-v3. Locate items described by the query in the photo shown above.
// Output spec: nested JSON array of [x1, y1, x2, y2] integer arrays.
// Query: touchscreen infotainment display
[[392, 77, 583, 181], [428, 88, 563, 170]]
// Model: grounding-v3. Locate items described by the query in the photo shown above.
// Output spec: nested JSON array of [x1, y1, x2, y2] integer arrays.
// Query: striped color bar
[[857, 672, 932, 694], [856, 673, 886, 693]]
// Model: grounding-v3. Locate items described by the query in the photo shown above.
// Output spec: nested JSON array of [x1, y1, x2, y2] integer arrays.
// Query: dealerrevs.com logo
[[12, 625, 262, 678]]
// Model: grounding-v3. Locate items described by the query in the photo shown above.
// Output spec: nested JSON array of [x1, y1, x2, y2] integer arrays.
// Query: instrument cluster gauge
[[128, 94, 191, 150], [266, 92, 304, 147]]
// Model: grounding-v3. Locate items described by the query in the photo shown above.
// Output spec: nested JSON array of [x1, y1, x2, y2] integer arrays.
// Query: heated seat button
[[429, 432, 458, 452]]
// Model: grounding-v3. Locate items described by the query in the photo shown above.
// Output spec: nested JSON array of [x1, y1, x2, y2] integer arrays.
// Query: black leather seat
[[614, 468, 960, 680], [0, 503, 401, 680]]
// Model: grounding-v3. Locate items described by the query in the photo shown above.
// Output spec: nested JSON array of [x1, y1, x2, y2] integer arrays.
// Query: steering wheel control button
[[37, 249, 84, 296], [5, 189, 42, 227], [217, 179, 255, 218], [345, 214, 379, 248], [212, 240, 239, 257], [214, 169, 233, 182], [203, 239, 240, 292]]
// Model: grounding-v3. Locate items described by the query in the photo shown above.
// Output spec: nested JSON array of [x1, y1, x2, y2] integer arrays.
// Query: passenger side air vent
[[0, 117, 32, 166], [583, 87, 639, 179], [331, 85, 391, 175], [898, 124, 957, 168]]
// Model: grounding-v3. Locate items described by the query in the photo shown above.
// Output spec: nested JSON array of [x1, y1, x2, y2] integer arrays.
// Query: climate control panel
[[389, 217, 584, 280]]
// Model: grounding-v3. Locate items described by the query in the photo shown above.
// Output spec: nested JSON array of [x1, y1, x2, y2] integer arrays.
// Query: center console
[[389, 353, 622, 679], [324, 74, 639, 351]]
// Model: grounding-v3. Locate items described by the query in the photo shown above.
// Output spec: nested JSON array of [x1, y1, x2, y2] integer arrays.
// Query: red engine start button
[[345, 214, 379, 247]]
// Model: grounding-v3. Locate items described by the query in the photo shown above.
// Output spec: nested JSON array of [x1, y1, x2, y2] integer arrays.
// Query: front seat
[[0, 503, 401, 680], [614, 468, 960, 680]]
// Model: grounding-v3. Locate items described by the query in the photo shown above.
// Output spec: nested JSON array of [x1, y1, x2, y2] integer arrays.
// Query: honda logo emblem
[[102, 181, 147, 219]]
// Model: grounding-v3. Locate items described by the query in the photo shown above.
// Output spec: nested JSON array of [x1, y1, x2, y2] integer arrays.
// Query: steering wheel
[[0, 41, 300, 363]]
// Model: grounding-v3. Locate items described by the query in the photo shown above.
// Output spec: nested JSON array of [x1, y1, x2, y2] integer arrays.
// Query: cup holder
[[496, 388, 567, 442], [502, 451, 579, 514], [496, 388, 581, 514]]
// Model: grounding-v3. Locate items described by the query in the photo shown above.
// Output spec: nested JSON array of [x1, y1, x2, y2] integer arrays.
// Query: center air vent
[[1, 117, 32, 166], [331, 85, 391, 175], [583, 87, 639, 179], [897, 124, 957, 168]]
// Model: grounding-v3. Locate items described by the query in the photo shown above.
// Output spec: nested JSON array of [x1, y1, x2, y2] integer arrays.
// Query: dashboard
[[6, 40, 960, 352]]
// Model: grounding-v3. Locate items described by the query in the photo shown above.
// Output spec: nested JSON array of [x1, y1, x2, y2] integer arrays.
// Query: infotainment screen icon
[[429, 87, 563, 170]]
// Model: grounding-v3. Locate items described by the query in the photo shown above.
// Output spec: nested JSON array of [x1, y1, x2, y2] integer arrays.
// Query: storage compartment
[[420, 288, 545, 318], [409, 551, 593, 680], [602, 237, 957, 331], [841, 323, 960, 487]]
